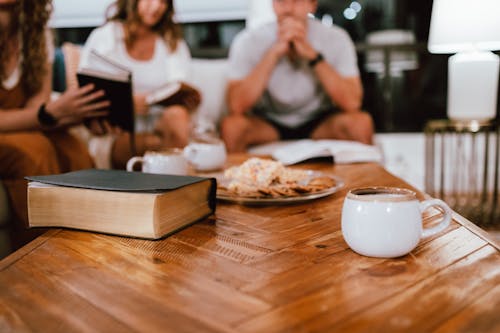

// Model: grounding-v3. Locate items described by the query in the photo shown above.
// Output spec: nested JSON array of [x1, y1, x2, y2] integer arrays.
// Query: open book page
[[79, 50, 131, 82], [248, 140, 299, 155], [145, 82, 182, 105], [270, 139, 383, 165]]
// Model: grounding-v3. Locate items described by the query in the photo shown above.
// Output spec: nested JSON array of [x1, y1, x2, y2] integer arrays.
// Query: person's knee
[[49, 131, 94, 171], [27, 138, 60, 175], [351, 111, 374, 144], [326, 111, 374, 144], [155, 105, 191, 147], [357, 112, 374, 132], [221, 114, 249, 151], [221, 114, 247, 138], [162, 105, 190, 123], [156, 106, 190, 134], [6, 133, 60, 176]]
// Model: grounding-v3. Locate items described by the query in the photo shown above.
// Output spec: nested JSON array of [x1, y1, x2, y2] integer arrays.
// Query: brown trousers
[[0, 130, 93, 249]]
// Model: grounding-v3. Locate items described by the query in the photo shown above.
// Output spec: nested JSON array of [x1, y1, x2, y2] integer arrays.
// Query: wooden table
[[1, 155, 499, 332]]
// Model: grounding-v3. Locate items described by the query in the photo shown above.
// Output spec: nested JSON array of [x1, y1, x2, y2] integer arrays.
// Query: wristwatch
[[309, 52, 324, 68], [37, 103, 58, 127]]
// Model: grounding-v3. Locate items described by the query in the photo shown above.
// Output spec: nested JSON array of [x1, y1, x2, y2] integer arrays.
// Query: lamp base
[[448, 51, 499, 121]]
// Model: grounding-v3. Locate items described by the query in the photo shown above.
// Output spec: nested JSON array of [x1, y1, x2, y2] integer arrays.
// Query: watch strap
[[309, 52, 324, 68], [37, 103, 58, 127]]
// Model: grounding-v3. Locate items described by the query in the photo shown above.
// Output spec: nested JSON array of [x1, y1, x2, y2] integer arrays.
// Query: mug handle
[[126, 156, 143, 172], [183, 145, 197, 161], [419, 199, 452, 238]]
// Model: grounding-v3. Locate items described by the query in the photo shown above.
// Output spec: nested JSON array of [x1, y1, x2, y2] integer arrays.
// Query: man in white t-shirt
[[222, 0, 374, 152]]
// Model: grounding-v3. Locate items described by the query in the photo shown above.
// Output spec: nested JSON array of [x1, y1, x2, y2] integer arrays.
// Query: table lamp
[[428, 0, 500, 121]]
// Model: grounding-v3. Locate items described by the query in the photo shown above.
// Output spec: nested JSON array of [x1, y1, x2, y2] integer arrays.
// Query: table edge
[[450, 211, 500, 251], [0, 229, 62, 270]]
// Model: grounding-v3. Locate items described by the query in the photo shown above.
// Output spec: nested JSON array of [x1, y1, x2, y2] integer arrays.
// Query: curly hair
[[105, 0, 182, 52], [0, 0, 52, 96], [0, 2, 20, 85]]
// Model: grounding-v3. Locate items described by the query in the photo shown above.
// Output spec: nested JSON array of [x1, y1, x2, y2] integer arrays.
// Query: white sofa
[[188, 58, 229, 128]]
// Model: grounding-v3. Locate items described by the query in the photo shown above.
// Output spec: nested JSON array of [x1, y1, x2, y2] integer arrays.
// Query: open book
[[79, 49, 201, 112], [146, 82, 182, 105], [146, 81, 201, 110], [252, 139, 383, 165], [77, 50, 135, 132]]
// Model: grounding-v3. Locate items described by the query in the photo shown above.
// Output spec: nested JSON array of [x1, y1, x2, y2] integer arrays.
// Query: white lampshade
[[428, 0, 500, 53], [428, 0, 500, 121]]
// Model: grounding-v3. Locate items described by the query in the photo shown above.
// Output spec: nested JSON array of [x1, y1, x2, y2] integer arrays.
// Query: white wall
[[50, 0, 249, 28], [50, 0, 114, 28], [175, 0, 248, 23], [247, 0, 275, 29]]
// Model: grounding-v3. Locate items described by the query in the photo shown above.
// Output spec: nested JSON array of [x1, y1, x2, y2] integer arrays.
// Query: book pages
[[271, 139, 383, 165]]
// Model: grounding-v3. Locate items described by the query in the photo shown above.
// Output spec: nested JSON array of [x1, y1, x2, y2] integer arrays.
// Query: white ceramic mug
[[126, 149, 188, 175], [183, 138, 227, 172], [341, 187, 452, 258]]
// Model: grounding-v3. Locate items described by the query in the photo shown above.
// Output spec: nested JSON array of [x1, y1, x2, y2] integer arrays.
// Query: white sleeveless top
[[79, 22, 191, 94]]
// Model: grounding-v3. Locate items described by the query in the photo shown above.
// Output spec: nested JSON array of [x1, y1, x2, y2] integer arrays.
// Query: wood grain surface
[[1, 154, 498, 332]]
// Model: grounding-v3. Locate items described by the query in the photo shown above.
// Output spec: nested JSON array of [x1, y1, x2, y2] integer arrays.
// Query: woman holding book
[[80, 0, 200, 168], [0, 0, 110, 250]]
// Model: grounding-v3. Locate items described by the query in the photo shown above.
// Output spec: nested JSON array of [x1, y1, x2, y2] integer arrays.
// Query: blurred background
[[50, 0, 499, 133]]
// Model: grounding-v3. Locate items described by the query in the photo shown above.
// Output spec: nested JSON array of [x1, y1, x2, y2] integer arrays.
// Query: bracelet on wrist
[[37, 103, 58, 127]]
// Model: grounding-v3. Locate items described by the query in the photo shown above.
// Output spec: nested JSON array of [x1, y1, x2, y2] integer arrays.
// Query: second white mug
[[183, 138, 227, 172], [126, 149, 188, 175]]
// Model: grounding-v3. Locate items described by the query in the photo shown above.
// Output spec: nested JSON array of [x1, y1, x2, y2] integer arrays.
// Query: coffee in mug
[[126, 149, 188, 175], [341, 187, 452, 258]]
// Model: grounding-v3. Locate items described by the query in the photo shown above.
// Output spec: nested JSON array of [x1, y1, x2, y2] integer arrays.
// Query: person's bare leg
[[156, 105, 191, 148], [111, 132, 162, 169], [311, 111, 374, 144], [221, 114, 280, 152], [111, 106, 191, 169]]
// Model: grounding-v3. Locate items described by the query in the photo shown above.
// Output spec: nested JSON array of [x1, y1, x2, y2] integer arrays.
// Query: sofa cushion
[[188, 58, 229, 127]]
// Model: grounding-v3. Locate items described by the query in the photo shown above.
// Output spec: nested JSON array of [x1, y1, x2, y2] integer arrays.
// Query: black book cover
[[76, 72, 135, 133]]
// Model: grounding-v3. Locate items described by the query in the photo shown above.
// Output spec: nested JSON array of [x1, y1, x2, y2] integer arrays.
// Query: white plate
[[211, 170, 345, 205]]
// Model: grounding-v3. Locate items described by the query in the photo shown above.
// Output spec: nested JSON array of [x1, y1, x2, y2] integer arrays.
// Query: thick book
[[26, 169, 216, 239], [77, 50, 135, 132]]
